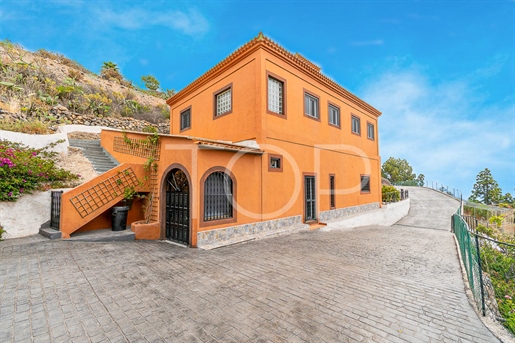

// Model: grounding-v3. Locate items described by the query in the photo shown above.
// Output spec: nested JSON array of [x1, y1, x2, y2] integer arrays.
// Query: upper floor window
[[304, 92, 319, 119], [351, 115, 361, 135], [214, 84, 232, 118], [367, 123, 375, 140], [204, 171, 233, 221], [180, 107, 191, 131], [361, 175, 370, 193], [328, 104, 340, 127], [268, 76, 284, 115]]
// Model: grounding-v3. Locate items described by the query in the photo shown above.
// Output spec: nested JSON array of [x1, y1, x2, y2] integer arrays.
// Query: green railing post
[[475, 234, 486, 316]]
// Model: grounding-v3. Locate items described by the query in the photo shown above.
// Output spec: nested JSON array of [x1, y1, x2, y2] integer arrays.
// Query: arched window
[[204, 171, 233, 221]]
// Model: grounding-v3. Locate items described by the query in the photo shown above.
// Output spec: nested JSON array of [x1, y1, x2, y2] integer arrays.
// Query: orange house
[[59, 33, 382, 249]]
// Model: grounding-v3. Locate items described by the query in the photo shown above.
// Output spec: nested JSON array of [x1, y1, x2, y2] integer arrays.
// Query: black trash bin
[[112, 205, 130, 231]]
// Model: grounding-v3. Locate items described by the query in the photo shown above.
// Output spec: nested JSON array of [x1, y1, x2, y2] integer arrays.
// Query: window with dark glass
[[304, 92, 319, 118], [361, 175, 370, 193], [270, 157, 281, 169], [351, 115, 361, 135], [330, 175, 335, 208], [180, 108, 191, 131], [367, 123, 375, 140], [329, 104, 340, 127], [204, 172, 233, 221]]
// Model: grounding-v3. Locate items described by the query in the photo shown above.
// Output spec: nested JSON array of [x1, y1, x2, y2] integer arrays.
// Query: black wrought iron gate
[[165, 169, 189, 245], [50, 190, 63, 230], [305, 176, 316, 221]]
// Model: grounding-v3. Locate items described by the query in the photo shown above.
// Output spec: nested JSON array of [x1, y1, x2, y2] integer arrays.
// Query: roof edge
[[167, 33, 381, 117]]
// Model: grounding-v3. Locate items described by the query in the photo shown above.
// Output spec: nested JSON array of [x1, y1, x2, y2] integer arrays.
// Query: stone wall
[[319, 202, 380, 222], [482, 272, 505, 323], [197, 215, 309, 250], [0, 106, 170, 134]]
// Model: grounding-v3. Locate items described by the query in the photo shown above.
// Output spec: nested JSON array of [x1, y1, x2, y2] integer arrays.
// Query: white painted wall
[[322, 199, 410, 231], [58, 125, 110, 134], [0, 189, 70, 239], [0, 125, 110, 155], [0, 129, 69, 153]]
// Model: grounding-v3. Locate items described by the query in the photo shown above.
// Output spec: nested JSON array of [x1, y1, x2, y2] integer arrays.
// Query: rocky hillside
[[0, 39, 171, 133]]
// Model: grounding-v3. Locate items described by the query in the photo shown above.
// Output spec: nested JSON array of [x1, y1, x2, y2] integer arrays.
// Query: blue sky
[[1, 0, 514, 198]]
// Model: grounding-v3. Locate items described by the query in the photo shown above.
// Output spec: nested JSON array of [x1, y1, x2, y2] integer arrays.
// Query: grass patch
[[0, 119, 52, 134]]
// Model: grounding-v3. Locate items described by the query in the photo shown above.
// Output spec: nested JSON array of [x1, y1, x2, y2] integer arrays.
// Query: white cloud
[[361, 69, 515, 196], [95, 8, 209, 36], [350, 40, 384, 47]]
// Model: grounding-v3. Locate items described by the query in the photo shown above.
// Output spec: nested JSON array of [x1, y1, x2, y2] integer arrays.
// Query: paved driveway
[[0, 188, 501, 342]]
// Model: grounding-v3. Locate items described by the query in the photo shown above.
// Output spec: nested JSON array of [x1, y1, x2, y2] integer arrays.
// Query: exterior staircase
[[69, 139, 119, 173]]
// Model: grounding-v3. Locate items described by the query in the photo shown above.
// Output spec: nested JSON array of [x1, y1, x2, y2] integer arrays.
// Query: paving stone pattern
[[0, 188, 501, 342]]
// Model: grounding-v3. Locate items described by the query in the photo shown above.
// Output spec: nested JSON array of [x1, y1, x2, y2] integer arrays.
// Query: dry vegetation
[[0, 39, 170, 129]]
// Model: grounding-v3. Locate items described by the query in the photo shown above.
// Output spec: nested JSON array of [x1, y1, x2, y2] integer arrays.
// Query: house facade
[[59, 33, 382, 249]]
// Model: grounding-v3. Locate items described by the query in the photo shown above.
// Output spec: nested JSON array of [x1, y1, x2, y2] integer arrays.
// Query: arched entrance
[[165, 168, 190, 245]]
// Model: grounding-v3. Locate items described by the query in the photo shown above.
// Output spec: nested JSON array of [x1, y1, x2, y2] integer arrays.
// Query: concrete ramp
[[395, 186, 460, 231]]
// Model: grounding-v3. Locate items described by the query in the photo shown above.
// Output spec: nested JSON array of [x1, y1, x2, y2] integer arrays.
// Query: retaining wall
[[322, 199, 411, 231]]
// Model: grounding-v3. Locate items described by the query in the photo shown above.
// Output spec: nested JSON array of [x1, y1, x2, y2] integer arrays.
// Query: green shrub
[[477, 224, 515, 334], [0, 224, 5, 241], [382, 185, 400, 202], [481, 243, 515, 334], [0, 139, 80, 201]]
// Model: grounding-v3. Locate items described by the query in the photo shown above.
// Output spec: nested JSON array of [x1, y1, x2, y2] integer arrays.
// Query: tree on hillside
[[100, 61, 122, 82], [500, 192, 514, 207], [381, 157, 424, 186], [141, 75, 160, 91], [469, 168, 502, 205]]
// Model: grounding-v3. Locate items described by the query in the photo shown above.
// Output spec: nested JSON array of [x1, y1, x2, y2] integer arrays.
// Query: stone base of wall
[[319, 202, 380, 222], [197, 216, 309, 250]]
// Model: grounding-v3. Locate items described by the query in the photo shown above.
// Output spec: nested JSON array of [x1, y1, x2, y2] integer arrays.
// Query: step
[[69, 139, 119, 173], [39, 227, 62, 239], [82, 151, 110, 157], [66, 228, 135, 242], [309, 222, 327, 230], [89, 159, 116, 165], [70, 142, 102, 148]]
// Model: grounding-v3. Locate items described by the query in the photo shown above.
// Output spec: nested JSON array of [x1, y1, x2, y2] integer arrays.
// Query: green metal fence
[[452, 210, 486, 315]]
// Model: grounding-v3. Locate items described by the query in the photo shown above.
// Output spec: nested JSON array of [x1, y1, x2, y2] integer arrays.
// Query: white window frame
[[351, 115, 361, 135], [268, 76, 284, 115], [329, 104, 340, 127], [304, 92, 319, 119]]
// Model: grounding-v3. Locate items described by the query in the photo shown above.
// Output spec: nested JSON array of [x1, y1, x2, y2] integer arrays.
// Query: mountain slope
[[0, 39, 170, 133]]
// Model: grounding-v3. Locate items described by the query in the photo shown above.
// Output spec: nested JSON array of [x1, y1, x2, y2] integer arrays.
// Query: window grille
[[268, 77, 284, 114], [204, 172, 233, 221], [329, 105, 340, 126], [305, 93, 319, 118], [181, 109, 191, 130], [216, 88, 231, 116], [305, 176, 316, 221]]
